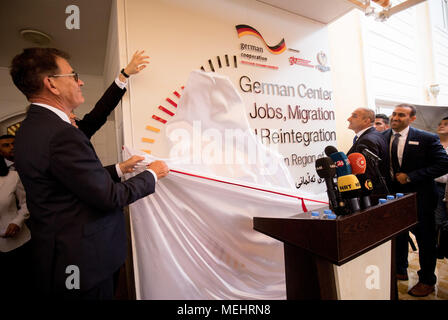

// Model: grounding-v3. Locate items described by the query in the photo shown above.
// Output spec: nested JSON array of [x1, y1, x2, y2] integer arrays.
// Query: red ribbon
[[170, 169, 329, 212]]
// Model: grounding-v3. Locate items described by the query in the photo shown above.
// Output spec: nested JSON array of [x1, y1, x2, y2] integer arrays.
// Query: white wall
[[362, 5, 420, 106], [102, 0, 126, 164], [328, 9, 367, 153], [429, 0, 448, 105]]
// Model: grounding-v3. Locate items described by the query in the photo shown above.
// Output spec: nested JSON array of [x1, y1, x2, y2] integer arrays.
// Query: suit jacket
[[76, 81, 126, 181], [383, 127, 448, 217], [15, 104, 155, 296], [347, 126, 390, 194], [76, 81, 125, 139]]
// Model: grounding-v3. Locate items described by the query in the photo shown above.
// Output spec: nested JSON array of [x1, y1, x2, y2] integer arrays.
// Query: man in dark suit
[[385, 104, 448, 297], [347, 108, 389, 195], [10, 47, 169, 299]]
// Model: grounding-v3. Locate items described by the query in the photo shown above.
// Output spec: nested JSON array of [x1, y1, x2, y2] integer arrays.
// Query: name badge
[[408, 141, 419, 145]]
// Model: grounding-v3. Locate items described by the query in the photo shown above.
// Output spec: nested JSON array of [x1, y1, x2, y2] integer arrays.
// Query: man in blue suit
[[385, 104, 448, 297], [10, 47, 169, 299], [347, 107, 390, 195]]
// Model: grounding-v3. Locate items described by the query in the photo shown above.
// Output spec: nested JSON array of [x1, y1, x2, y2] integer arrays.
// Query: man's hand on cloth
[[119, 155, 169, 180]]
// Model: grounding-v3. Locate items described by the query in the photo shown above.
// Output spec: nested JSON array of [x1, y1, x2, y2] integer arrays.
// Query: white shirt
[[32, 74, 157, 182], [114, 76, 128, 90], [355, 126, 371, 141], [390, 126, 410, 167], [5, 159, 14, 170], [0, 171, 31, 252]]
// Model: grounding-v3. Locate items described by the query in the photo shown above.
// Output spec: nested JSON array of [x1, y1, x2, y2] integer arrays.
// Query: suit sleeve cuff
[[147, 169, 158, 183], [116, 165, 157, 183], [115, 76, 128, 90], [116, 163, 123, 178]]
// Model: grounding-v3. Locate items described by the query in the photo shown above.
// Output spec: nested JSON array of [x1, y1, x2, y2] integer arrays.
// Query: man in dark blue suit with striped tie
[[385, 104, 448, 297]]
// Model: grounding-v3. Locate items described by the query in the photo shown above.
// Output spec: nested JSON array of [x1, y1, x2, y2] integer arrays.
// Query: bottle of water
[[386, 195, 395, 201], [311, 211, 320, 219], [326, 213, 337, 220], [396, 193, 404, 198], [378, 198, 387, 204]]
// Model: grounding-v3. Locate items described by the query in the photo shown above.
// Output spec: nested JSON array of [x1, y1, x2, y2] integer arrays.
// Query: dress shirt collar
[[5, 159, 13, 168], [392, 126, 410, 139], [355, 126, 371, 138], [32, 103, 71, 125]]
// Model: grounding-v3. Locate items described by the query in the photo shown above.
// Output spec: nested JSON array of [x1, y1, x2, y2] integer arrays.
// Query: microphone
[[328, 152, 352, 177], [348, 153, 373, 209], [324, 146, 352, 177], [324, 145, 338, 157], [348, 152, 366, 175], [315, 157, 347, 214], [324, 145, 364, 214], [337, 174, 362, 212]]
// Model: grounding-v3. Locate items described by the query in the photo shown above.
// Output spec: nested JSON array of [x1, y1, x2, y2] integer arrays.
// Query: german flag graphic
[[235, 24, 286, 54]]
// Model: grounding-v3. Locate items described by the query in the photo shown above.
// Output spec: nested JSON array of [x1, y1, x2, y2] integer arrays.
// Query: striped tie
[[391, 133, 401, 175]]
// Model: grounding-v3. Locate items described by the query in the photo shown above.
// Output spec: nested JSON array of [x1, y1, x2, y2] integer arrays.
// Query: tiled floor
[[398, 234, 448, 300]]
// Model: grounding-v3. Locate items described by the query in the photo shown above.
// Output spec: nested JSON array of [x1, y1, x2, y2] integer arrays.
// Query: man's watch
[[120, 68, 130, 78], [405, 176, 411, 183]]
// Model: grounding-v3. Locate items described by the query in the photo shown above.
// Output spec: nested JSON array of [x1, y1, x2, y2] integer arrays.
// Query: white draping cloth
[[125, 70, 325, 299]]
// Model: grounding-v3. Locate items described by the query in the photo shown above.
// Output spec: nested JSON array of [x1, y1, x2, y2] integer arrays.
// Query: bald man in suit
[[347, 107, 389, 195]]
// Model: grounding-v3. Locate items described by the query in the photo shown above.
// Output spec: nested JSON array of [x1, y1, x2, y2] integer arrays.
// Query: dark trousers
[[395, 211, 437, 285], [30, 270, 118, 300], [0, 241, 32, 299], [392, 179, 438, 285], [78, 274, 115, 300], [435, 182, 447, 230]]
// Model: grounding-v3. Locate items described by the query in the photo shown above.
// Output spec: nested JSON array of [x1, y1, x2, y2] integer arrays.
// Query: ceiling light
[[20, 29, 52, 46]]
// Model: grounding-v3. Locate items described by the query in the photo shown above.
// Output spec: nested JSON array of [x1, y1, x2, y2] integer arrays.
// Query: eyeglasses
[[48, 72, 79, 83]]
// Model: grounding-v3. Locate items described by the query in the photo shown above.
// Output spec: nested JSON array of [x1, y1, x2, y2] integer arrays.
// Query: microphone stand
[[362, 150, 390, 194], [371, 158, 390, 195]]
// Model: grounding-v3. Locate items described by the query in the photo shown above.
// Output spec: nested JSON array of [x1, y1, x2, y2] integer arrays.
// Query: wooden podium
[[253, 193, 418, 300]]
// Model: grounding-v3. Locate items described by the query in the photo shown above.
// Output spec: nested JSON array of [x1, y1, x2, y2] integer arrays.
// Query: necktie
[[353, 135, 358, 145], [391, 133, 401, 175]]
